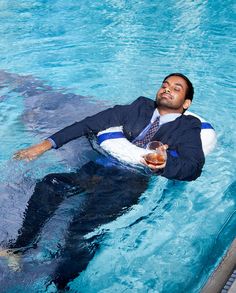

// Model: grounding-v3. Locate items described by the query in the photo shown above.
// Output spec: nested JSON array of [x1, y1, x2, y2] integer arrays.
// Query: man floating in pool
[[14, 73, 204, 181], [10, 73, 205, 290]]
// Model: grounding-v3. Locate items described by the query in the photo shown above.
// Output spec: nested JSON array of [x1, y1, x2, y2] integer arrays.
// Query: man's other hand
[[13, 140, 53, 161]]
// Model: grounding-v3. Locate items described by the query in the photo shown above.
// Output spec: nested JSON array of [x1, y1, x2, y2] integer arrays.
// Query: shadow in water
[[0, 70, 153, 291]]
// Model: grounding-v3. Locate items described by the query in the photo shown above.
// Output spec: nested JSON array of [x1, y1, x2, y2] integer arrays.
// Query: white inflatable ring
[[184, 111, 217, 156], [95, 111, 216, 166]]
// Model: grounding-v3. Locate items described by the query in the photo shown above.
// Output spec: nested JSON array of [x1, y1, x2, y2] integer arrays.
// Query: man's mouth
[[161, 93, 173, 99]]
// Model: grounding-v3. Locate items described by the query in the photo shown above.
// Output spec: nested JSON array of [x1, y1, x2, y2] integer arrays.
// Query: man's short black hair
[[163, 73, 194, 101]]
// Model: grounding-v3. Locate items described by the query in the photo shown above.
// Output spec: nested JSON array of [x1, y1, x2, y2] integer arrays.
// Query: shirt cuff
[[46, 138, 57, 149]]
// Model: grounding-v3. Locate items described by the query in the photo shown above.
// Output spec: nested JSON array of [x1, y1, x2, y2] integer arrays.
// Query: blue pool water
[[0, 1, 235, 292]]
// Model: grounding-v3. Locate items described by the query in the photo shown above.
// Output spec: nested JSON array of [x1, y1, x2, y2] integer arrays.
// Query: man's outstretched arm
[[13, 97, 146, 161], [13, 140, 53, 161]]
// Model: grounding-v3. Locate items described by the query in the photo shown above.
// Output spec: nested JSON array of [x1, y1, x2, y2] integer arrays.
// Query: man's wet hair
[[163, 73, 194, 101]]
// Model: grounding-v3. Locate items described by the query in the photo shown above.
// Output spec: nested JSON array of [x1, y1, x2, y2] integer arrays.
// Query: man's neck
[[157, 107, 183, 116]]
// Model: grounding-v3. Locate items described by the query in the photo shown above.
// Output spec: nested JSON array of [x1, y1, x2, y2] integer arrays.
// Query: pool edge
[[201, 238, 236, 293]]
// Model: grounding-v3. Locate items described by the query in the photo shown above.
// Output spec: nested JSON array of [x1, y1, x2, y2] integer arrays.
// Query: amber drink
[[143, 141, 166, 166]]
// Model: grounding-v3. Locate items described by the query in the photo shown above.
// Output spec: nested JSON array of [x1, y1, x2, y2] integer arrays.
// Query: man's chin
[[157, 99, 172, 108]]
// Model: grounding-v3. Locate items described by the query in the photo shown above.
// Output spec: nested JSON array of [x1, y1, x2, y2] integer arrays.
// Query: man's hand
[[140, 157, 167, 171], [140, 144, 168, 172], [13, 140, 53, 161]]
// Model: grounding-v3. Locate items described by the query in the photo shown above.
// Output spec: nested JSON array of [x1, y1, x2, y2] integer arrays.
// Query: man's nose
[[164, 88, 171, 93]]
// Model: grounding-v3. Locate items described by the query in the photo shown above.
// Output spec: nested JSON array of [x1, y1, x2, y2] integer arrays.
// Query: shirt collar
[[151, 108, 182, 125]]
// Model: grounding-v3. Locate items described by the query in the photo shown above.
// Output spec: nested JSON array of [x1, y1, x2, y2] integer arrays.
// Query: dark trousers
[[10, 161, 149, 289]]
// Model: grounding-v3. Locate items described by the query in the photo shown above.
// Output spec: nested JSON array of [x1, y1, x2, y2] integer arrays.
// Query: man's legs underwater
[[6, 160, 149, 289]]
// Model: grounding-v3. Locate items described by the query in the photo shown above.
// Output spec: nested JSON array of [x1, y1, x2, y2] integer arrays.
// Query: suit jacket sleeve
[[161, 117, 205, 181], [48, 97, 144, 148]]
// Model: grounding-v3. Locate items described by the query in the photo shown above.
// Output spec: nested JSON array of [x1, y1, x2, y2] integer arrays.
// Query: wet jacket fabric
[[49, 96, 205, 181]]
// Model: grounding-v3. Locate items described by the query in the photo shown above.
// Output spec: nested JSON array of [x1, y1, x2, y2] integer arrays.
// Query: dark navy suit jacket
[[49, 96, 205, 181]]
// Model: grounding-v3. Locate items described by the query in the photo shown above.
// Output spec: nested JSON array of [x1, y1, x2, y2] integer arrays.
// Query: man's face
[[156, 76, 191, 113]]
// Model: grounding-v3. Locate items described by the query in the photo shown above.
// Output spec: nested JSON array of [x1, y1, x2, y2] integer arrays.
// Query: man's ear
[[183, 99, 191, 110]]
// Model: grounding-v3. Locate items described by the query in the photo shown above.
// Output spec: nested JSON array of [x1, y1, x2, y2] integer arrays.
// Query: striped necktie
[[134, 116, 160, 148]]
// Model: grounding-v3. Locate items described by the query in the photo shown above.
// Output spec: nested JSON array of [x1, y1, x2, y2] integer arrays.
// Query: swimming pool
[[0, 1, 235, 292]]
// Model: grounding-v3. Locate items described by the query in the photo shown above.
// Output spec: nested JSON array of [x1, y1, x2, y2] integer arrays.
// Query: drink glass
[[143, 141, 167, 166]]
